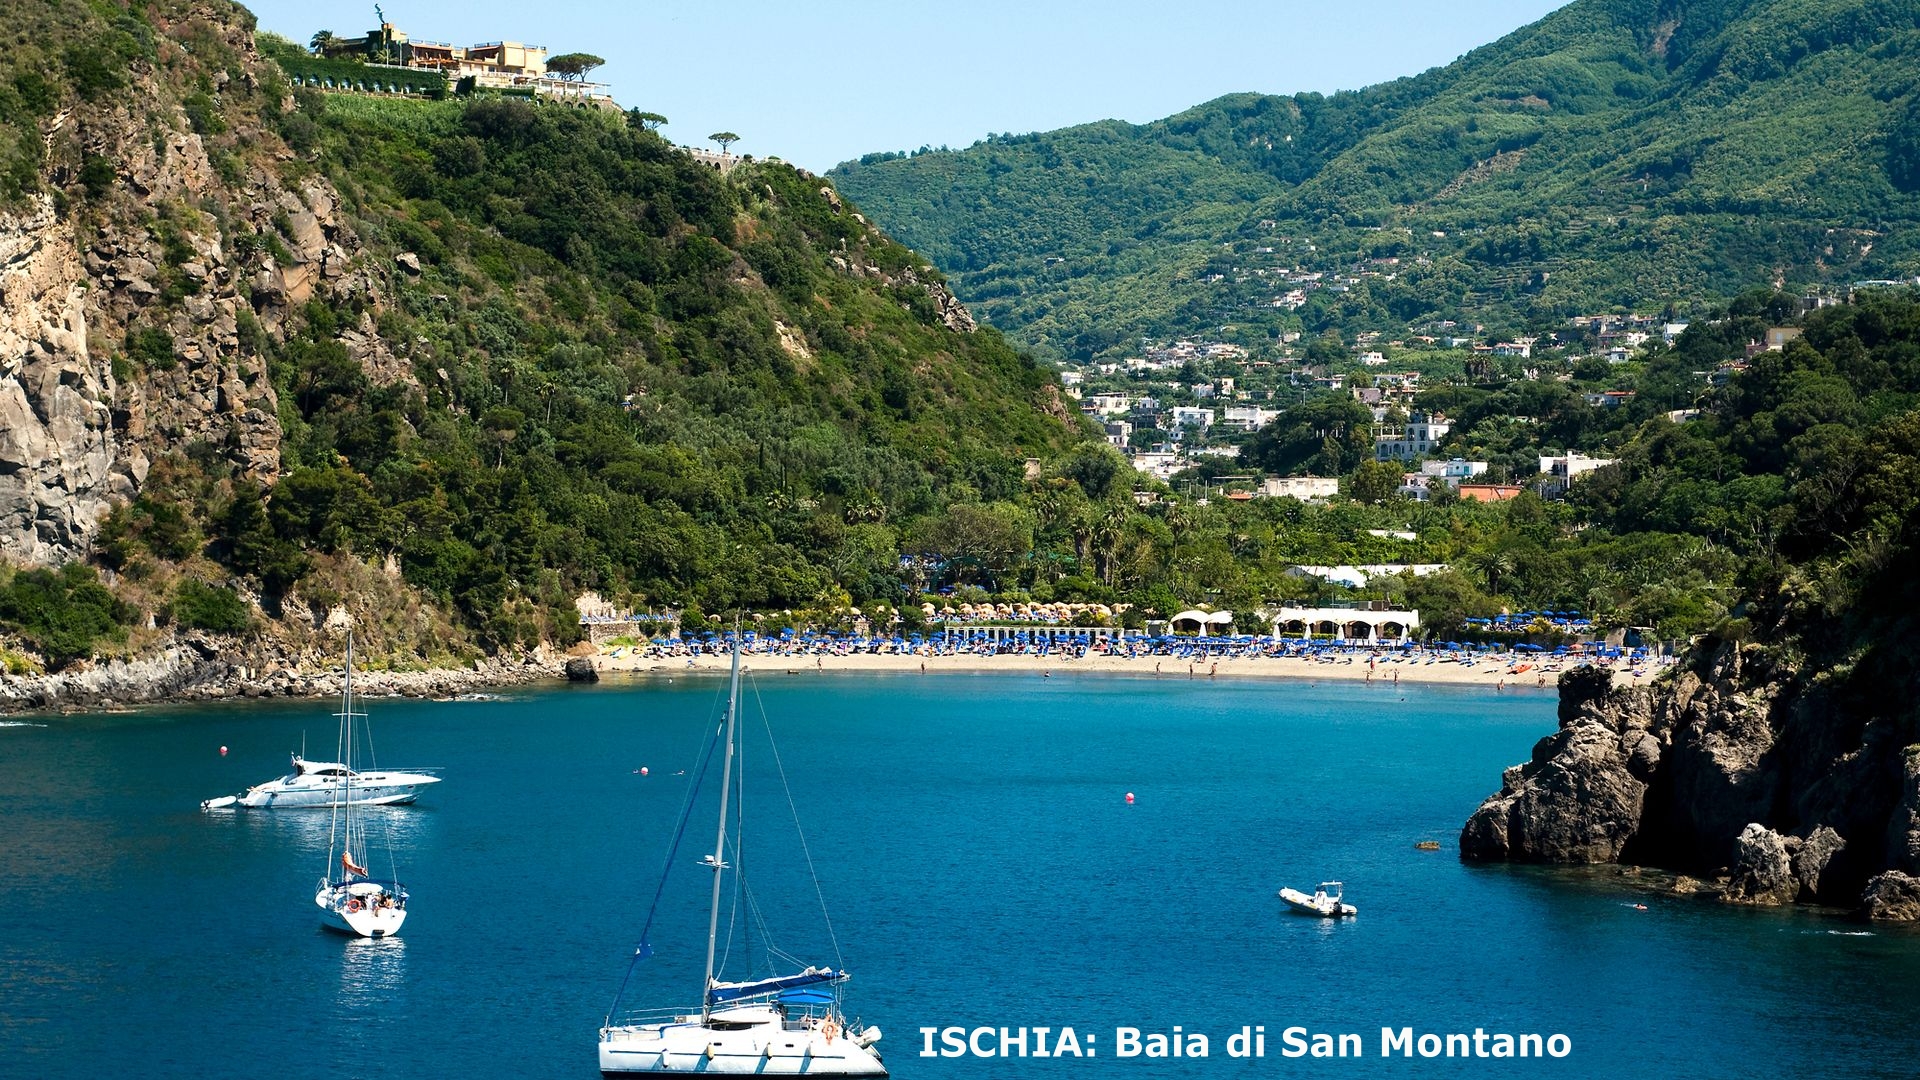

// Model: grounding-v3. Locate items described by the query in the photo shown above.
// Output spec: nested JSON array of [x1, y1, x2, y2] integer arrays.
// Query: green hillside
[[830, 0, 1920, 359], [0, 0, 1078, 663]]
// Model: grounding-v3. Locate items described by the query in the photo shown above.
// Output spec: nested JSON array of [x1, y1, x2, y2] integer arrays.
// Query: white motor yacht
[[202, 753, 440, 810]]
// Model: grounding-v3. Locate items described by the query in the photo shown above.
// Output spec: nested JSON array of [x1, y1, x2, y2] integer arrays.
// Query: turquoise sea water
[[3, 672, 1919, 1078]]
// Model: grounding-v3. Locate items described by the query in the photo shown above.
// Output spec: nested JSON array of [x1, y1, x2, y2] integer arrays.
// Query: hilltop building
[[347, 21, 616, 107]]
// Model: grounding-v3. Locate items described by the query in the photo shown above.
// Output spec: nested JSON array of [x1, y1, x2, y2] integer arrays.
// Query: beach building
[[1268, 603, 1420, 641], [1169, 609, 1236, 634], [576, 592, 680, 644]]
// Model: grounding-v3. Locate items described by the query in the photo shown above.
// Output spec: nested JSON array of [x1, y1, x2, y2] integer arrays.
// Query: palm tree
[[309, 30, 339, 56], [1467, 548, 1517, 597]]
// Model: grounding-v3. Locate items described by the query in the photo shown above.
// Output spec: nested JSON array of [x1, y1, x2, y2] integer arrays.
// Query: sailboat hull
[[317, 884, 408, 938], [599, 1018, 886, 1076]]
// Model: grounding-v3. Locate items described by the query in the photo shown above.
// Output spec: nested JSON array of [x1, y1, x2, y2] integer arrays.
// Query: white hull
[[600, 1009, 885, 1076], [1279, 887, 1356, 917], [317, 885, 408, 938], [205, 772, 439, 810]]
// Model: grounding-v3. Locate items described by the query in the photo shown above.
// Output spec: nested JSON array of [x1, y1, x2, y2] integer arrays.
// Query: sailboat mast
[[343, 632, 355, 870], [701, 626, 744, 1023]]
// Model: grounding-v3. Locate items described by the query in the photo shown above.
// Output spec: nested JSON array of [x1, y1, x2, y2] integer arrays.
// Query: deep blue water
[[3, 672, 1918, 1079]]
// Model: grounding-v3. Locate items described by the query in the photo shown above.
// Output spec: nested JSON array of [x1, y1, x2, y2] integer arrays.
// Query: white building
[[1259, 476, 1340, 501], [1170, 406, 1214, 430], [1398, 458, 1489, 500], [1221, 406, 1280, 432], [1538, 451, 1616, 497], [1287, 564, 1449, 588], [1089, 393, 1134, 417], [1268, 604, 1421, 641], [1375, 412, 1451, 461]]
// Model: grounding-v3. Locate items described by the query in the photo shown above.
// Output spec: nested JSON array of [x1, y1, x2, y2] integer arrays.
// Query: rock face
[[1462, 648, 1920, 920], [1460, 665, 1655, 863], [0, 7, 393, 567], [1862, 872, 1920, 921], [0, 197, 118, 564]]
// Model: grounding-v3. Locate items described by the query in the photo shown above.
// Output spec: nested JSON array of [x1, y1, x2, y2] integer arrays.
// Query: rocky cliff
[[1462, 654, 1920, 920], [0, 1, 384, 567]]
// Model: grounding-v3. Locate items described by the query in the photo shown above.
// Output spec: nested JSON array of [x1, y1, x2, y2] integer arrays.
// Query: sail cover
[[707, 967, 845, 1004]]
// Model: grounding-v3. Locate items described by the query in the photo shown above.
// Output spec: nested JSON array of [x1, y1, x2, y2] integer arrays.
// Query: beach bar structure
[[1268, 604, 1421, 641], [939, 625, 1141, 645]]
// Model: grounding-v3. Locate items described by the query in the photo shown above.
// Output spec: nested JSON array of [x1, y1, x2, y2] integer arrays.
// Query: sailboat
[[598, 633, 886, 1076], [314, 634, 411, 938]]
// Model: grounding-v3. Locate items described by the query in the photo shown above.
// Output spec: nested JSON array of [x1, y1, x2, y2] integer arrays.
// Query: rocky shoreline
[[0, 632, 568, 714], [1461, 651, 1920, 921]]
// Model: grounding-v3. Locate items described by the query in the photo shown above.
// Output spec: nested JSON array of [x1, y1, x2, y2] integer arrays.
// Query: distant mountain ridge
[[830, 0, 1920, 358]]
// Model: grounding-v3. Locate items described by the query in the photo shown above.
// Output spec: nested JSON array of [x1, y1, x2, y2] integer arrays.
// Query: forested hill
[[0, 0, 1077, 667], [829, 0, 1920, 359]]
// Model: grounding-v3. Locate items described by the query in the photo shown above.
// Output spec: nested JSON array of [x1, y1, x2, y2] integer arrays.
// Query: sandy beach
[[592, 645, 1672, 690]]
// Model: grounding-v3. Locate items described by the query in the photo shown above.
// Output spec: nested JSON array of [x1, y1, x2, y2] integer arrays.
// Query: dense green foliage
[[168, 579, 252, 633], [173, 70, 1069, 647], [0, 0, 161, 204], [830, 0, 1920, 360], [0, 563, 133, 669]]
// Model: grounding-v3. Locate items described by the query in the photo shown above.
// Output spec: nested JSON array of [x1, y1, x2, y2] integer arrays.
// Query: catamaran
[[598, 634, 886, 1075], [312, 635, 412, 938]]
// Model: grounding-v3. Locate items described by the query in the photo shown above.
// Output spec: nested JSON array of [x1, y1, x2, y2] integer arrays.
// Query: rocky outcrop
[[1463, 647, 1920, 920], [0, 632, 564, 712], [564, 656, 599, 682], [1724, 824, 1796, 904], [0, 3, 396, 567], [1460, 665, 1656, 863], [1862, 872, 1920, 921]]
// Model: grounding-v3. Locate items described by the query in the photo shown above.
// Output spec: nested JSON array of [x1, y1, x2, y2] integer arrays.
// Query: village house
[[1170, 406, 1214, 430], [1375, 411, 1451, 461], [1220, 406, 1280, 432], [1399, 458, 1489, 500], [1259, 476, 1340, 501], [1538, 452, 1616, 497]]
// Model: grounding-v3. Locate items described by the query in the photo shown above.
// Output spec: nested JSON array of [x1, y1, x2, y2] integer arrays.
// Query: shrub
[[0, 563, 133, 670], [127, 327, 180, 371], [169, 579, 251, 633]]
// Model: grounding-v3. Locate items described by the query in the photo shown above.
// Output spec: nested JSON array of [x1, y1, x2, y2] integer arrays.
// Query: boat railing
[[603, 1003, 834, 1032]]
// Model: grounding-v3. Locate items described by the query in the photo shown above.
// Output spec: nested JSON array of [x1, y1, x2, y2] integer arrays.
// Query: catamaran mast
[[701, 624, 744, 1023], [343, 632, 355, 873]]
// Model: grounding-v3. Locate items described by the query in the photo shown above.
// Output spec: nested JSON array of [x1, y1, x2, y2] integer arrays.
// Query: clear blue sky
[[245, 0, 1568, 172]]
